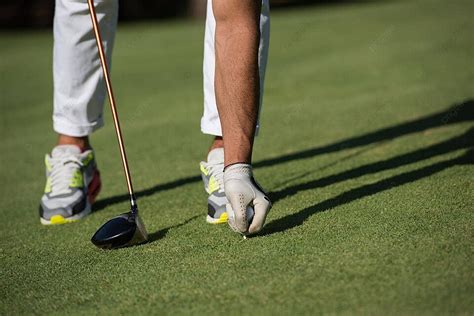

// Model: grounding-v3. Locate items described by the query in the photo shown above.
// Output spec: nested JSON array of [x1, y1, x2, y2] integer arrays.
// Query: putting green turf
[[1, 0, 473, 314]]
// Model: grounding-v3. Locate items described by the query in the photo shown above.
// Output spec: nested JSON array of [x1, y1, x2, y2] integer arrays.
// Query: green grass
[[1, 0, 473, 314]]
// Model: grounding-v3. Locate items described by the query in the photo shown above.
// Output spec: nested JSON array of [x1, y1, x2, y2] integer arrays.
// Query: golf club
[[87, 0, 148, 249]]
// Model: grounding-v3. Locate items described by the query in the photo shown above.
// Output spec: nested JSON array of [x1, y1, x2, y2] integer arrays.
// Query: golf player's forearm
[[213, 0, 261, 166]]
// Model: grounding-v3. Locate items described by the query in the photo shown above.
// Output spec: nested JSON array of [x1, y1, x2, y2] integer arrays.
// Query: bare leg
[[208, 136, 224, 153], [212, 0, 261, 167], [57, 134, 90, 151]]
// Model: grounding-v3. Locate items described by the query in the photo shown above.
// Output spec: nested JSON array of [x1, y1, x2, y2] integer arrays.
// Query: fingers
[[223, 163, 271, 236], [226, 204, 241, 234], [248, 195, 271, 235], [226, 192, 251, 233]]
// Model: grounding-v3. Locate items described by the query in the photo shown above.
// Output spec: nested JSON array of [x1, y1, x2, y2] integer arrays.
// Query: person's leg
[[39, 0, 118, 225], [53, 0, 118, 148], [212, 0, 271, 235]]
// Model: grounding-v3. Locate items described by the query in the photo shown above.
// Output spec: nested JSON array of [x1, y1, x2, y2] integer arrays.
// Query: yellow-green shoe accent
[[208, 176, 220, 194], [209, 211, 228, 224], [69, 169, 84, 188], [50, 215, 66, 224], [44, 177, 52, 194], [82, 152, 95, 166], [40, 208, 91, 225], [200, 164, 209, 176], [49, 215, 77, 225], [44, 155, 52, 172]]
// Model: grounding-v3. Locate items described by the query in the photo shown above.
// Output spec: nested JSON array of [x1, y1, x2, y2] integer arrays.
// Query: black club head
[[91, 212, 148, 249]]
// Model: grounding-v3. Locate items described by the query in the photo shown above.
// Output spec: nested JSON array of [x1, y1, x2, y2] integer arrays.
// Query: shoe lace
[[49, 156, 83, 197], [207, 161, 225, 193]]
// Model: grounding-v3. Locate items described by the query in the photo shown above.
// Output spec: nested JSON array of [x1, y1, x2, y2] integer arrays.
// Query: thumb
[[248, 195, 272, 235]]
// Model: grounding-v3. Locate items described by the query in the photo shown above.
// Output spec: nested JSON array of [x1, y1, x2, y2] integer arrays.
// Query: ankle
[[57, 134, 91, 152], [208, 136, 224, 153]]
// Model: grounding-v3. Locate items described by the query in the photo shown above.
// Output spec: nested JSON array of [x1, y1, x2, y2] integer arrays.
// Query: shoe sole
[[206, 212, 228, 224], [40, 170, 101, 225], [40, 204, 91, 225]]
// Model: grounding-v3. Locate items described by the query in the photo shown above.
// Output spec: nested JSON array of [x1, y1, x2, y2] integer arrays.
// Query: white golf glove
[[224, 163, 272, 235]]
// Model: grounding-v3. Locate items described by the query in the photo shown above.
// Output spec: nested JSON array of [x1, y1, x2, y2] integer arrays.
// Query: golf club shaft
[[87, 0, 137, 209]]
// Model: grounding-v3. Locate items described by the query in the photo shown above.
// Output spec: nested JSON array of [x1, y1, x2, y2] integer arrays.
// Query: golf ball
[[226, 204, 255, 225]]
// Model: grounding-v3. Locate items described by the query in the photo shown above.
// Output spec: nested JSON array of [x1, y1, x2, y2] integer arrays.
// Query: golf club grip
[[87, 0, 136, 200]]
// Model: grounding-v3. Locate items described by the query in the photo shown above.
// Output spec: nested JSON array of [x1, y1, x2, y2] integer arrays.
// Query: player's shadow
[[254, 99, 473, 168], [268, 127, 474, 204], [261, 131, 473, 236], [92, 99, 473, 213]]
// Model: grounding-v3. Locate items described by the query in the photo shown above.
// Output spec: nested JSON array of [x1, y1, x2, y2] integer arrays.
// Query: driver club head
[[91, 211, 148, 249]]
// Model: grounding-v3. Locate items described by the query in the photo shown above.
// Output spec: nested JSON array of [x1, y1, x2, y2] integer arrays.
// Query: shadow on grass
[[147, 214, 200, 242], [93, 175, 201, 212], [262, 148, 473, 235], [93, 99, 473, 232], [94, 99, 473, 212], [254, 99, 473, 168], [269, 127, 474, 203]]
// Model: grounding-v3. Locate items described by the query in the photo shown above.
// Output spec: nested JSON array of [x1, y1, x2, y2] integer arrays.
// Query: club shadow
[[92, 175, 201, 212], [99, 214, 201, 249], [146, 214, 201, 243]]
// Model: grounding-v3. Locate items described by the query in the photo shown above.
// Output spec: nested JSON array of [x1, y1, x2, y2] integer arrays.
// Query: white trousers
[[53, 0, 270, 137]]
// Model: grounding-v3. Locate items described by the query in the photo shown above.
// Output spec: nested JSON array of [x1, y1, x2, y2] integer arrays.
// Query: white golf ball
[[226, 204, 255, 225], [246, 205, 255, 224]]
